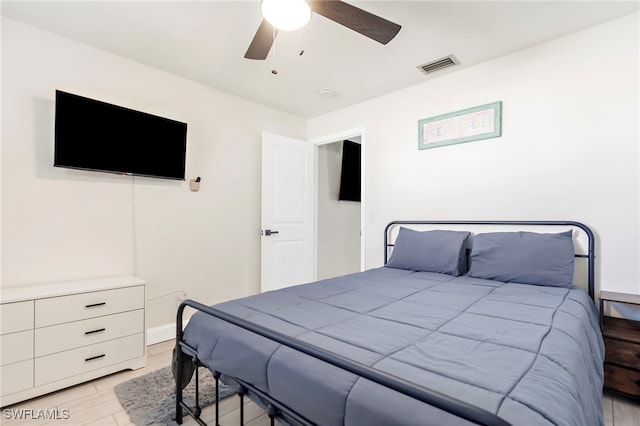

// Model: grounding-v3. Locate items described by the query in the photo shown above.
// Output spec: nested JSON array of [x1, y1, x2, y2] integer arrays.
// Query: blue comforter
[[182, 267, 604, 425]]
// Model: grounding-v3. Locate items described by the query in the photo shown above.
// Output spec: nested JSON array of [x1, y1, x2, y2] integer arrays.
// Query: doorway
[[316, 136, 363, 280]]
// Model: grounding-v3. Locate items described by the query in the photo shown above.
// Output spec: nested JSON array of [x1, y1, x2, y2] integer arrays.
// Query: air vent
[[417, 55, 459, 75]]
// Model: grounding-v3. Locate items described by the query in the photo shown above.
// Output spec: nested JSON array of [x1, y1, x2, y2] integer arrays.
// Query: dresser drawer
[[35, 286, 144, 327], [604, 363, 640, 397], [1, 359, 33, 396], [0, 301, 34, 334], [1, 330, 33, 366], [605, 337, 640, 369], [35, 333, 144, 386], [35, 309, 144, 357]]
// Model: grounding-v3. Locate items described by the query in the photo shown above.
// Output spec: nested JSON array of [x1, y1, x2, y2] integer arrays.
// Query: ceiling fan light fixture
[[261, 0, 311, 31]]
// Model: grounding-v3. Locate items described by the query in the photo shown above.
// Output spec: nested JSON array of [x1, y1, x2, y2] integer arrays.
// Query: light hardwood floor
[[2, 340, 639, 425]]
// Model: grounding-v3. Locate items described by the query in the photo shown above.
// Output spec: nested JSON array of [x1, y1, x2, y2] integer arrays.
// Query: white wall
[[1, 18, 306, 327], [317, 141, 361, 280], [308, 13, 640, 295]]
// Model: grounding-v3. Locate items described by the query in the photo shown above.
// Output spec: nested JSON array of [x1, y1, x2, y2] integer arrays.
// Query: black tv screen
[[54, 90, 187, 180], [338, 140, 361, 202]]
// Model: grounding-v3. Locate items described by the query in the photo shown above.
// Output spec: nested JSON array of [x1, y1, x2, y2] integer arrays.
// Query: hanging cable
[[299, 28, 305, 56], [271, 25, 278, 74], [131, 174, 138, 276]]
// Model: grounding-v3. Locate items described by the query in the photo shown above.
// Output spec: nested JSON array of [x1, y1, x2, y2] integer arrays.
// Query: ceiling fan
[[245, 0, 402, 60]]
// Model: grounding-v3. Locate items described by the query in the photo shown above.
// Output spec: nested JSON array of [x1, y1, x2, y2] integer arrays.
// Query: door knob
[[263, 229, 279, 236]]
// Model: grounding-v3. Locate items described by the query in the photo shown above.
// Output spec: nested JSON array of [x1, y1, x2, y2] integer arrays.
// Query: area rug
[[114, 366, 235, 425]]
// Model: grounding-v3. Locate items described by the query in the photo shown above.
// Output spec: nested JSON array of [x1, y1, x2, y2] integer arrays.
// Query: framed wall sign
[[418, 101, 502, 150]]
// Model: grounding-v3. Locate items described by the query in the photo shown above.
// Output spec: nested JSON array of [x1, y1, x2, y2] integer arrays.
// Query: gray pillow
[[386, 227, 470, 276], [467, 231, 575, 287]]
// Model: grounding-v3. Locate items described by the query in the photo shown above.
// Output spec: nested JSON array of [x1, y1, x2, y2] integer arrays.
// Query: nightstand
[[600, 291, 640, 398]]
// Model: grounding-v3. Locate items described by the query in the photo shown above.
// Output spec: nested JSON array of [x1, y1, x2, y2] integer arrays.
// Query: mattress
[[181, 267, 604, 426]]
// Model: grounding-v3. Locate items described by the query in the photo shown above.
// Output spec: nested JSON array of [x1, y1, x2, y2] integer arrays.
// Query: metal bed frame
[[175, 220, 596, 426]]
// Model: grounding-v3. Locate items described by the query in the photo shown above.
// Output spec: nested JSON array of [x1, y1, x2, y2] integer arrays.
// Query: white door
[[261, 132, 315, 292]]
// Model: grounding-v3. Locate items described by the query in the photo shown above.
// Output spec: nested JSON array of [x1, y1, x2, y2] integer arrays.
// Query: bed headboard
[[384, 220, 596, 300]]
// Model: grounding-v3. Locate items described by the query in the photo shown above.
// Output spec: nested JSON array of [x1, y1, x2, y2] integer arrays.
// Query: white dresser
[[0, 276, 146, 407]]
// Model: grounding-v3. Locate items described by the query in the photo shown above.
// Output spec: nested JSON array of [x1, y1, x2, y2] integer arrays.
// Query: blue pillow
[[467, 231, 575, 287], [386, 227, 470, 276]]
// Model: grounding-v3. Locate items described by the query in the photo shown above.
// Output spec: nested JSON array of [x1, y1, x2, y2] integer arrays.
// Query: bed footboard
[[174, 299, 512, 426]]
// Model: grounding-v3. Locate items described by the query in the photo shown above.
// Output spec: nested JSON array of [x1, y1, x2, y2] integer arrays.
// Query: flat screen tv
[[338, 140, 361, 202], [54, 90, 187, 180]]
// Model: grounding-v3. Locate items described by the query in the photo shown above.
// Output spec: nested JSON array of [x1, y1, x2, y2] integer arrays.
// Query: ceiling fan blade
[[309, 0, 401, 45], [244, 19, 279, 60]]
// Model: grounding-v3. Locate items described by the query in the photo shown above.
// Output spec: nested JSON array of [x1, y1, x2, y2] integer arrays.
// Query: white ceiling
[[2, 1, 638, 118]]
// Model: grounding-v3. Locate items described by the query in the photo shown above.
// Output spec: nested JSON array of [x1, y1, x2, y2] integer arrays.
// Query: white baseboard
[[146, 318, 190, 346]]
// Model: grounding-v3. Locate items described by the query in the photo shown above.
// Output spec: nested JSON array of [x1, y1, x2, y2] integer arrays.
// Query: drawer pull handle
[[85, 328, 106, 335], [85, 354, 106, 362], [85, 302, 106, 308]]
